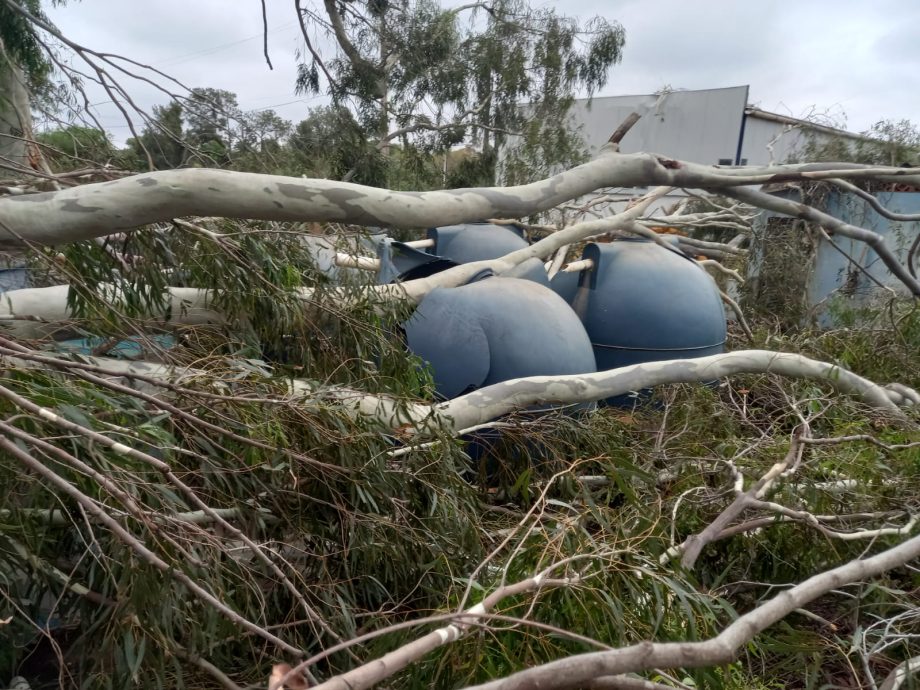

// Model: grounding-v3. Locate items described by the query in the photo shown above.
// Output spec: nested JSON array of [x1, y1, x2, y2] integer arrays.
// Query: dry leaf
[[269, 664, 310, 690]]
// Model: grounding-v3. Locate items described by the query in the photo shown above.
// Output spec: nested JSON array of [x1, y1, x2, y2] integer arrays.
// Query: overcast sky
[[45, 0, 920, 144]]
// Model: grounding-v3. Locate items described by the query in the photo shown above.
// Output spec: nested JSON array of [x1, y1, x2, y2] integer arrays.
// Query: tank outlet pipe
[[561, 258, 595, 274], [403, 238, 436, 249], [335, 253, 381, 271]]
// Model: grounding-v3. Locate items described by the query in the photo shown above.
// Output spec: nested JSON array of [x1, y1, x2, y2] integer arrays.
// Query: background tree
[[36, 124, 117, 171], [0, 0, 56, 176], [126, 102, 186, 170], [289, 104, 387, 182], [238, 109, 292, 155], [857, 118, 920, 167], [795, 117, 920, 167], [294, 0, 625, 186], [183, 87, 242, 165]]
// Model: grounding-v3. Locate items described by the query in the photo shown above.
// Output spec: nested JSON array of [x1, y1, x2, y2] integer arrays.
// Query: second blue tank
[[569, 239, 726, 383]]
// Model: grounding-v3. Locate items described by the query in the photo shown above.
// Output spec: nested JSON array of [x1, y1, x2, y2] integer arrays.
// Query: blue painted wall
[[810, 190, 919, 325], [751, 188, 919, 327]]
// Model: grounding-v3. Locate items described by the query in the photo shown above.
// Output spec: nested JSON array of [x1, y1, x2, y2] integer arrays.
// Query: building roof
[[744, 107, 869, 142]]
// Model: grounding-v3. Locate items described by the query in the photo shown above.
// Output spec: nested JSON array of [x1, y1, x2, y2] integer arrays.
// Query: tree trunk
[[377, 12, 390, 158], [0, 46, 39, 177]]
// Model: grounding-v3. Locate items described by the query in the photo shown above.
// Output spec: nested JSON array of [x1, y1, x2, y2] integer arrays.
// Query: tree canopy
[[294, 0, 625, 185]]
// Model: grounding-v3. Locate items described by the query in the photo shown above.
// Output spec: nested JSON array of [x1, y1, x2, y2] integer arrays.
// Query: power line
[[157, 21, 299, 68]]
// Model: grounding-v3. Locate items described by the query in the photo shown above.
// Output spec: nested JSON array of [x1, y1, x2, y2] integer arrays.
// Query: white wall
[[570, 85, 749, 164]]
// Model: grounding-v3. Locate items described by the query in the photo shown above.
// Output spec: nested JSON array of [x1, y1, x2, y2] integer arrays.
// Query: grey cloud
[[44, 0, 920, 146]]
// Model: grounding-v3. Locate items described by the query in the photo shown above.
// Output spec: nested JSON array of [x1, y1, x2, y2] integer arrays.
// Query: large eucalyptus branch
[[437, 350, 913, 430], [1, 148, 918, 246], [5, 344, 914, 435], [0, 187, 669, 336], [0, 284, 223, 338]]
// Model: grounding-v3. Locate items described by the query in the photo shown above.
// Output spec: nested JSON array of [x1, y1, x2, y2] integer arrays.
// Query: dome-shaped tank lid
[[427, 222, 529, 264], [404, 276, 596, 399], [575, 241, 726, 351]]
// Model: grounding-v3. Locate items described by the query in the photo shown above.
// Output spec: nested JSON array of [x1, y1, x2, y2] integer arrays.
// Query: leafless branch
[[260, 0, 273, 70]]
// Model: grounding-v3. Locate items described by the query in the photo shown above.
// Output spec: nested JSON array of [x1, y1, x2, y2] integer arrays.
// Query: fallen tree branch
[[437, 351, 914, 431], [879, 655, 920, 690], [282, 563, 580, 690], [668, 430, 807, 569], [0, 284, 224, 338], [0, 186, 672, 331], [0, 435, 303, 657], [3, 345, 915, 434], [697, 260, 744, 285], [828, 178, 920, 222], [2, 152, 920, 248]]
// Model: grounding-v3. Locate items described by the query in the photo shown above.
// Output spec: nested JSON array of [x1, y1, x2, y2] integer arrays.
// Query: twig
[[671, 429, 806, 569], [295, 565, 580, 690], [0, 382, 342, 650]]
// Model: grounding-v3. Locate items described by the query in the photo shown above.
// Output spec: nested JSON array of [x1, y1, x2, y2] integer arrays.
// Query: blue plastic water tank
[[570, 240, 726, 393], [377, 223, 549, 286], [549, 269, 580, 304], [403, 276, 597, 400], [426, 222, 529, 264]]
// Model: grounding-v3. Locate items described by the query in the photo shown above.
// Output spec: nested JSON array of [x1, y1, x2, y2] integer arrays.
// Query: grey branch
[[3, 152, 920, 248]]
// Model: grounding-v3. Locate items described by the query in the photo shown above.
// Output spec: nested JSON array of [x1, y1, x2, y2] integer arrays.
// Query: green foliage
[[0, 365, 484, 686], [4, 6, 918, 688], [183, 89, 239, 149], [793, 118, 920, 167], [857, 119, 920, 167], [1, 261, 916, 687], [0, 0, 54, 87], [126, 102, 186, 170], [123, 89, 294, 171], [289, 105, 387, 183], [36, 125, 120, 171]]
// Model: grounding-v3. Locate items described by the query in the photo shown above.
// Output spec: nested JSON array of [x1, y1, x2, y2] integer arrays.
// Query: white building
[[568, 84, 866, 167]]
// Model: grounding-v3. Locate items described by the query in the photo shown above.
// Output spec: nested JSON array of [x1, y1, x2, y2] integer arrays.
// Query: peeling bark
[[4, 347, 912, 433], [0, 47, 40, 177], [0, 284, 225, 338], [2, 152, 919, 248]]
